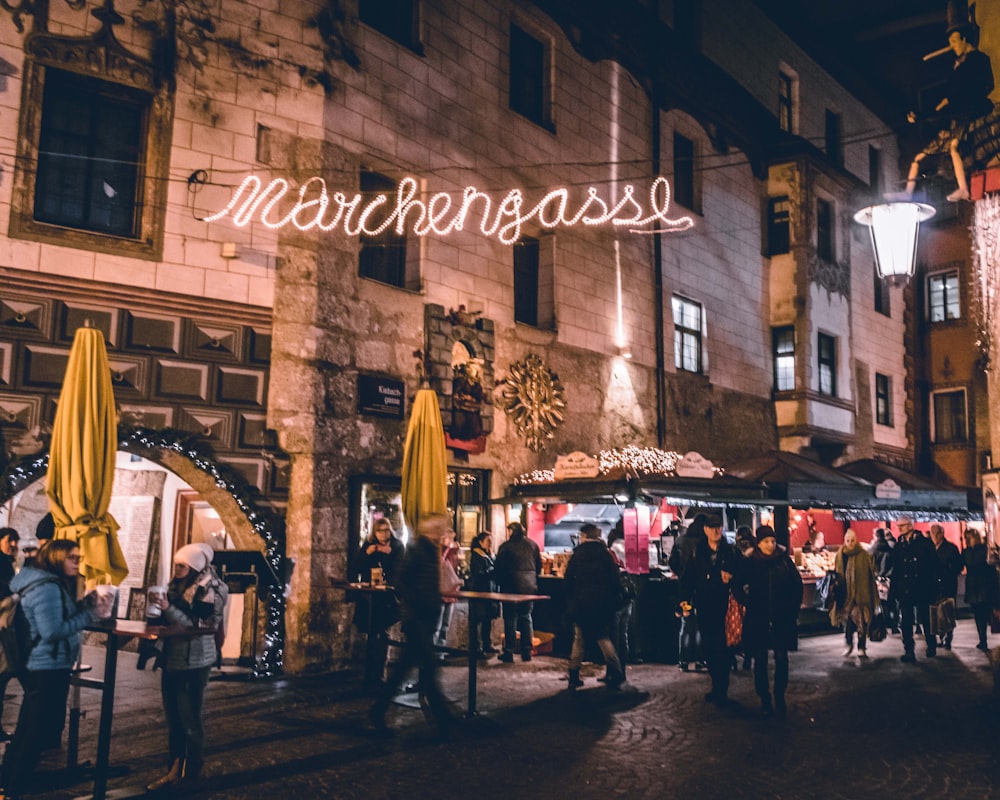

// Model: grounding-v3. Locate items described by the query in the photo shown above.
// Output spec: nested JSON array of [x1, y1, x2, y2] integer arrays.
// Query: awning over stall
[[727, 451, 979, 521]]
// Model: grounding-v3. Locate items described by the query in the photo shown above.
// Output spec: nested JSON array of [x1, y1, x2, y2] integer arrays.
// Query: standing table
[[340, 582, 549, 717], [76, 620, 214, 800]]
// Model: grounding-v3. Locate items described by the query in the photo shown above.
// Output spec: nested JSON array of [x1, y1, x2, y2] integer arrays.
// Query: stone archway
[[1, 427, 286, 677]]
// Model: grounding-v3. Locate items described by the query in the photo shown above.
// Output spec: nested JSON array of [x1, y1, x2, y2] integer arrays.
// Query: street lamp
[[853, 201, 936, 281]]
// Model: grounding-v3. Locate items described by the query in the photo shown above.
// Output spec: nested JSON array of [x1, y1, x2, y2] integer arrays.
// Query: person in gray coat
[[147, 543, 228, 792], [494, 522, 542, 662]]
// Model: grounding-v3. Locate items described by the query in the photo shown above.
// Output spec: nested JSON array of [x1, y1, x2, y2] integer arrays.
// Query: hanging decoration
[[497, 354, 566, 452], [204, 175, 694, 244], [972, 193, 1000, 371], [0, 426, 287, 679]]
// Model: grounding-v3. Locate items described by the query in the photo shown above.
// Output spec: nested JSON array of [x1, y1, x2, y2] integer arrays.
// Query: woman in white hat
[[146, 543, 228, 792]]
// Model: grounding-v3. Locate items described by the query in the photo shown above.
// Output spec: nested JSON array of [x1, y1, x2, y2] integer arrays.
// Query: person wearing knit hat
[[734, 525, 802, 716], [173, 543, 215, 574], [146, 542, 228, 792]]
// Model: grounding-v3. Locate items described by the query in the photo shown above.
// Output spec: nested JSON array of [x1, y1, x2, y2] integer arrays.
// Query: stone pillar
[[266, 142, 425, 673]]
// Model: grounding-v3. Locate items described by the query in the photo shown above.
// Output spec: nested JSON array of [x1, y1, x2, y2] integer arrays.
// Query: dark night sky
[[751, 0, 967, 150]]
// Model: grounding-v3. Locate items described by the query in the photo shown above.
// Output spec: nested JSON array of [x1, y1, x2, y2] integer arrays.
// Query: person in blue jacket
[[0, 539, 97, 800]]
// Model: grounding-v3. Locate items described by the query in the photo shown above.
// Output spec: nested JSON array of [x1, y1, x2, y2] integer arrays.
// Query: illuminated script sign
[[204, 175, 694, 245]]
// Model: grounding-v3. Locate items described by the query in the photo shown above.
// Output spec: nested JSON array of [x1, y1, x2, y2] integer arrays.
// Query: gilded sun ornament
[[497, 354, 566, 452]]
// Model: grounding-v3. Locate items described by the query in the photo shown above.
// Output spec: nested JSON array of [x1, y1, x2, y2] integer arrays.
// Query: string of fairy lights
[[513, 446, 725, 485], [0, 428, 287, 678]]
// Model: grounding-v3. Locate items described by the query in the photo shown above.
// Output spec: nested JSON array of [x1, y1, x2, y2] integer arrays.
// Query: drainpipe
[[652, 92, 666, 449]]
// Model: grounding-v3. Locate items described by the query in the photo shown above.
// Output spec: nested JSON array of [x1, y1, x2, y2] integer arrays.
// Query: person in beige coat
[[832, 530, 878, 658]]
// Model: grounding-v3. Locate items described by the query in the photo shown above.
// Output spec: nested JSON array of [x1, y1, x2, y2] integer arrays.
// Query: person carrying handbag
[[831, 530, 879, 658]]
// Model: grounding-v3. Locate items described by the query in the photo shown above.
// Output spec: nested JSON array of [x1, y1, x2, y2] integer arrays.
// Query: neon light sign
[[203, 175, 694, 245]]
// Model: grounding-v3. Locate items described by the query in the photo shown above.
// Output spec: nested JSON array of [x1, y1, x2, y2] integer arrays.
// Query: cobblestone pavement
[[14, 619, 1000, 800]]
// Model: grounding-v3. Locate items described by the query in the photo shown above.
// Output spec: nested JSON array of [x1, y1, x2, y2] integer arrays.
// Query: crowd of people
[[354, 510, 1000, 735]]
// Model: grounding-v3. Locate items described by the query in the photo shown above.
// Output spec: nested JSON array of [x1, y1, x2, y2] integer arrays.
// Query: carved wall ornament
[[807, 252, 850, 298], [496, 354, 566, 452]]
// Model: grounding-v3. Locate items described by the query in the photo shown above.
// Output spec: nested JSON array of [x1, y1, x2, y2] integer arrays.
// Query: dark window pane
[[934, 390, 967, 443], [778, 71, 793, 132], [876, 373, 892, 426], [818, 332, 836, 396], [674, 133, 695, 210], [359, 0, 416, 48], [817, 199, 833, 261], [874, 274, 891, 316], [34, 70, 145, 237], [510, 24, 545, 124], [358, 170, 407, 287], [768, 196, 790, 255], [869, 146, 882, 195], [514, 237, 539, 326]]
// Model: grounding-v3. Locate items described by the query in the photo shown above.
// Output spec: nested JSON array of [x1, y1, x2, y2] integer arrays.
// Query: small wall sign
[[357, 374, 404, 419]]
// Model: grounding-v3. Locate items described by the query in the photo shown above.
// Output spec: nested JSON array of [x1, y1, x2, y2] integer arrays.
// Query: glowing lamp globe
[[853, 202, 935, 280]]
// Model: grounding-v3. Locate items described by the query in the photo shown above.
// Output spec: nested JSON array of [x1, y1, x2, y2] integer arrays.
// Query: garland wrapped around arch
[[0, 426, 286, 678]]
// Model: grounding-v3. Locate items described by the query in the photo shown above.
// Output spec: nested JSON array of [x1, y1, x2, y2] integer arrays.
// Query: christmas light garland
[[0, 427, 286, 678]]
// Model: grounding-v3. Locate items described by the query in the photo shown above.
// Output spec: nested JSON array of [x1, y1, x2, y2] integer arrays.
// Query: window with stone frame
[[817, 331, 837, 397], [875, 372, 893, 426], [672, 295, 703, 374], [358, 169, 419, 290], [509, 23, 551, 129], [10, 23, 172, 260], [931, 388, 967, 443], [359, 0, 421, 52]]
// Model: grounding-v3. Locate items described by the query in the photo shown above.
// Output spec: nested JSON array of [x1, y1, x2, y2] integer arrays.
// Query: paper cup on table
[[94, 584, 118, 620], [146, 585, 167, 618]]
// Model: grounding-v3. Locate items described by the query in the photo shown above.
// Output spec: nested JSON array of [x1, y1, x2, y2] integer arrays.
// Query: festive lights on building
[[204, 175, 694, 245], [513, 446, 725, 484]]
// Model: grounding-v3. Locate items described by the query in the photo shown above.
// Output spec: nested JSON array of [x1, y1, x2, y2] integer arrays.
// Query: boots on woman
[[147, 758, 184, 791]]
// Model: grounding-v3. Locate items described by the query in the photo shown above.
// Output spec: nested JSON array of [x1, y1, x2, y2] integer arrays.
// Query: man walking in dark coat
[[369, 514, 453, 737], [889, 516, 937, 662], [678, 514, 737, 705], [495, 521, 542, 662], [929, 523, 963, 649], [564, 524, 625, 691]]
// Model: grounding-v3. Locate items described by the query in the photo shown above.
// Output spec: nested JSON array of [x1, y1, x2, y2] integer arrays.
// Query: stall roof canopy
[[727, 451, 977, 520], [726, 451, 873, 507], [492, 473, 768, 506]]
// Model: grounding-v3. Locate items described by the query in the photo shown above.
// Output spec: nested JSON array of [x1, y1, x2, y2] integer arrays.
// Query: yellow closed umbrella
[[46, 327, 129, 588], [401, 386, 448, 533]]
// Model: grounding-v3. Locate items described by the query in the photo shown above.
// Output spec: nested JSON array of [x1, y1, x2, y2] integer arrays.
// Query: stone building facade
[[0, 0, 907, 672]]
